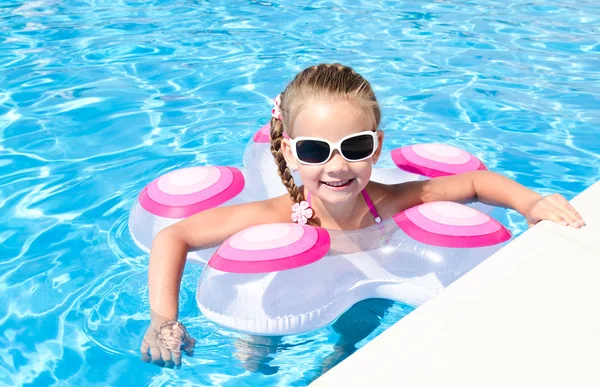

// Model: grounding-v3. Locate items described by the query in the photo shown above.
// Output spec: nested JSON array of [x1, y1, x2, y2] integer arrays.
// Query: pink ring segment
[[157, 167, 221, 195], [229, 223, 305, 250], [253, 123, 271, 143], [138, 166, 245, 219], [209, 224, 331, 273], [252, 123, 290, 143], [419, 202, 490, 226], [391, 144, 486, 178], [413, 144, 471, 164], [147, 167, 235, 206], [219, 225, 317, 261], [394, 201, 511, 248]]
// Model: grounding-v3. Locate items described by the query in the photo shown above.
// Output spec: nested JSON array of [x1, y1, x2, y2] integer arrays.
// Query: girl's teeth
[[325, 180, 349, 187]]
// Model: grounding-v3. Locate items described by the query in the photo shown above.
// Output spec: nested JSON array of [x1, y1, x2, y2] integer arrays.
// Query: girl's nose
[[324, 150, 349, 172]]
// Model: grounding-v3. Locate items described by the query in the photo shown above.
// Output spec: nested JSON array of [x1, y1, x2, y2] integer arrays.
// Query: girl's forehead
[[291, 100, 373, 141]]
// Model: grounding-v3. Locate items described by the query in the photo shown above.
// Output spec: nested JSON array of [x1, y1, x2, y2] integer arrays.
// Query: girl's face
[[281, 100, 384, 205]]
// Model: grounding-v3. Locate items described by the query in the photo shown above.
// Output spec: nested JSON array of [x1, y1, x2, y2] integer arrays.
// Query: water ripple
[[1, 0, 599, 386]]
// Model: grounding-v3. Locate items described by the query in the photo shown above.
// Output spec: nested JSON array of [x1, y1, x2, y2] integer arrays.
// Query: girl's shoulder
[[171, 193, 294, 250], [263, 192, 296, 220], [366, 180, 427, 218], [226, 193, 293, 227]]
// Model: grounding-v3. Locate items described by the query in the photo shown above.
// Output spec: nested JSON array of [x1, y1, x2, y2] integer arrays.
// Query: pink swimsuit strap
[[306, 189, 382, 223], [361, 189, 382, 223]]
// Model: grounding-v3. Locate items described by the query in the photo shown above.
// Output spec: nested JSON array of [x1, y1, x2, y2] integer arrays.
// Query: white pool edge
[[310, 179, 600, 387]]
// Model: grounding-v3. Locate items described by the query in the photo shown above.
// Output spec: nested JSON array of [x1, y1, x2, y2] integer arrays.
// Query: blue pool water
[[1, 0, 599, 385]]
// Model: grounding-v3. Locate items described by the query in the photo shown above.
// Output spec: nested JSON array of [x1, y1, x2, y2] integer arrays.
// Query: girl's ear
[[372, 130, 385, 164], [281, 138, 300, 171]]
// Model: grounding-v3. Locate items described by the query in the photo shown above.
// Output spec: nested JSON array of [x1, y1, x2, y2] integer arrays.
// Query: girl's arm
[[401, 170, 584, 228], [141, 195, 290, 367], [149, 195, 289, 321]]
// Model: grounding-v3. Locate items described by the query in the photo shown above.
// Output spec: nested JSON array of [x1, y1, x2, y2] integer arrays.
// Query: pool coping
[[310, 179, 600, 387]]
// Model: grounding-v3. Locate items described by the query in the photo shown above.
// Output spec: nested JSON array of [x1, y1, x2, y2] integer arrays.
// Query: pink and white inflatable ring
[[391, 143, 486, 178], [208, 223, 331, 273], [393, 201, 511, 248], [138, 166, 245, 219]]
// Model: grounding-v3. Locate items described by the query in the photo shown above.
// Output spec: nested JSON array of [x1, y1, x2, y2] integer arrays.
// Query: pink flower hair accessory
[[271, 94, 282, 120], [291, 200, 313, 225]]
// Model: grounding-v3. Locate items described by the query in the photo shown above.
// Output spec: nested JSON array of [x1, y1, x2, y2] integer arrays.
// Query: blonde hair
[[269, 63, 381, 225]]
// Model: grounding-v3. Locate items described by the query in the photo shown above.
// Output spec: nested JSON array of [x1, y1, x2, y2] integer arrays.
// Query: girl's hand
[[140, 320, 196, 368], [523, 193, 585, 228]]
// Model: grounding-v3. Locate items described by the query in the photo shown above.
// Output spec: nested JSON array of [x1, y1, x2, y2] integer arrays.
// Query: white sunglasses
[[290, 131, 378, 166]]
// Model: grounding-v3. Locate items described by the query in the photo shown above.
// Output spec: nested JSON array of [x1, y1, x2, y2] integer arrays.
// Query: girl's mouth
[[321, 179, 354, 189]]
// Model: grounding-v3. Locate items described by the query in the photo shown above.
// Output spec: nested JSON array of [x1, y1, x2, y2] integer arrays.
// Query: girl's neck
[[305, 187, 363, 230]]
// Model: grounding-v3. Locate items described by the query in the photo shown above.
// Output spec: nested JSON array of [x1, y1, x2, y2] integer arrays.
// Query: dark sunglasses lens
[[295, 140, 330, 164], [341, 134, 374, 160]]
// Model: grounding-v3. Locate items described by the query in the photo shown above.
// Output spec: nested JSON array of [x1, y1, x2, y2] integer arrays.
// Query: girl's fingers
[[184, 335, 197, 347], [140, 322, 194, 368], [183, 336, 197, 357], [552, 205, 575, 222], [559, 196, 584, 220], [550, 201, 584, 227], [140, 342, 151, 362], [160, 347, 173, 363], [545, 210, 568, 226], [150, 346, 165, 367], [542, 194, 584, 227], [565, 206, 585, 226], [172, 350, 183, 368], [183, 346, 195, 357]]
